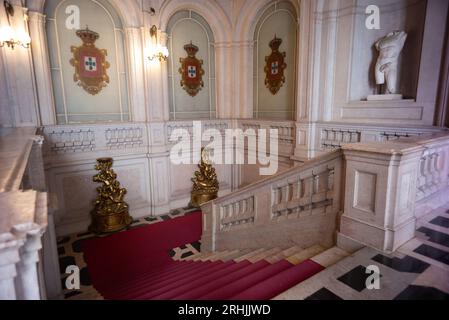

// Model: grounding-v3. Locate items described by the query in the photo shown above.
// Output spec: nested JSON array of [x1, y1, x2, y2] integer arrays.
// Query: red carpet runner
[[82, 211, 325, 300]]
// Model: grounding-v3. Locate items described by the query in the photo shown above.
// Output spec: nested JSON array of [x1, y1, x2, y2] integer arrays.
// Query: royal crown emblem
[[70, 27, 110, 95], [179, 42, 204, 97], [264, 36, 287, 95]]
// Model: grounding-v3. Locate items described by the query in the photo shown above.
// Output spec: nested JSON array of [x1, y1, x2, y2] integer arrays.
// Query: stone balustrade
[[201, 150, 343, 252], [312, 122, 445, 157], [202, 132, 449, 254], [0, 128, 56, 300]]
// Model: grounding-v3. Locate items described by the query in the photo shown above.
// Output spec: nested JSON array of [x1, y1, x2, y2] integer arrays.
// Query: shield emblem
[[179, 42, 204, 97], [264, 36, 287, 95], [70, 27, 110, 95]]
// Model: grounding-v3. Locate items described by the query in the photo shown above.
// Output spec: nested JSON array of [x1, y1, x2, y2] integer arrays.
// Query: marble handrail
[[0, 127, 38, 192]]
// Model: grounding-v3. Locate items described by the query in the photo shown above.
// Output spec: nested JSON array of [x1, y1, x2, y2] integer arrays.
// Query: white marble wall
[[1, 0, 448, 238]]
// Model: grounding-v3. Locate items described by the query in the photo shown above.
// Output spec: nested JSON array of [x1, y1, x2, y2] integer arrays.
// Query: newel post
[[200, 201, 216, 253], [337, 141, 424, 253]]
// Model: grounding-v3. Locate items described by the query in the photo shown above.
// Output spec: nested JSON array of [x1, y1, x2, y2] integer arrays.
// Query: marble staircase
[[176, 244, 345, 267]]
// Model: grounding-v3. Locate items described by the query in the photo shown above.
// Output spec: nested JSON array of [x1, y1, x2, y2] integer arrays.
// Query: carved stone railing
[[0, 128, 56, 300], [409, 133, 449, 217], [313, 122, 444, 154], [201, 150, 342, 251], [202, 132, 449, 254]]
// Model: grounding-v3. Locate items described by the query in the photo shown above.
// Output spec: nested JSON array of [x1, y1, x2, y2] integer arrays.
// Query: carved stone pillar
[[338, 141, 424, 253]]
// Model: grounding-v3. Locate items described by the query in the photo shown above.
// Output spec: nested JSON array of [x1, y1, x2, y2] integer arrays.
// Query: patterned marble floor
[[274, 205, 449, 300], [57, 206, 199, 300]]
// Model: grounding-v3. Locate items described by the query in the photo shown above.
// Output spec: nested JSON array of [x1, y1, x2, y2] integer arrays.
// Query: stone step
[[286, 245, 325, 265], [265, 246, 303, 263], [193, 251, 219, 261], [210, 250, 239, 262], [248, 247, 282, 263], [310, 246, 350, 267], [234, 248, 267, 262], [219, 249, 252, 262], [199, 250, 230, 262]]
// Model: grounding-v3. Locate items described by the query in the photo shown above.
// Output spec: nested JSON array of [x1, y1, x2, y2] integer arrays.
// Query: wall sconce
[[0, 1, 31, 49], [147, 25, 168, 62]]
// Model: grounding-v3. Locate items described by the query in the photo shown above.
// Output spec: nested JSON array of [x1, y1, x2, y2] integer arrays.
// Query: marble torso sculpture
[[371, 30, 407, 99]]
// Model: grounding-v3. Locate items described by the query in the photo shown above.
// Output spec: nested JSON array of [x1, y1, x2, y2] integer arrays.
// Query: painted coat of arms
[[179, 42, 204, 97], [264, 36, 287, 95], [70, 27, 110, 95]]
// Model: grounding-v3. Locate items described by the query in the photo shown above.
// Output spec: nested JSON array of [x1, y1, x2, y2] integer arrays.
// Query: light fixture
[[147, 25, 168, 62], [0, 0, 31, 49]]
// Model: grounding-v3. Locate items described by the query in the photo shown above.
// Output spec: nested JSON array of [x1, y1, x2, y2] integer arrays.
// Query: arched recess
[[45, 0, 131, 124], [166, 10, 216, 120], [30, 0, 142, 27], [253, 1, 298, 120]]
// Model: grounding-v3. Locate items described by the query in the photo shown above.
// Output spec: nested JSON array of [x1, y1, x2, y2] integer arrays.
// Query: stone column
[[28, 11, 56, 126], [13, 224, 45, 300], [338, 141, 424, 253], [0, 234, 22, 300], [0, 5, 39, 127], [125, 27, 147, 122]]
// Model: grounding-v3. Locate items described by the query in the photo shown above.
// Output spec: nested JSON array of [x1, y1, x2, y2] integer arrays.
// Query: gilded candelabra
[[89, 157, 132, 234], [190, 148, 219, 208]]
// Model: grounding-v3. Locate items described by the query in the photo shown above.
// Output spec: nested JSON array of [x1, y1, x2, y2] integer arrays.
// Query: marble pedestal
[[367, 94, 403, 101]]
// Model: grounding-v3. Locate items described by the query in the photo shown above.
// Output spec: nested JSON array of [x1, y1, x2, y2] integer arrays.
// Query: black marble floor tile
[[181, 251, 194, 259], [414, 244, 449, 265], [57, 236, 70, 245], [170, 209, 181, 216], [144, 217, 158, 222], [80, 267, 92, 286], [59, 256, 76, 274], [191, 241, 201, 252], [394, 285, 449, 300], [305, 288, 343, 300], [371, 254, 430, 273], [167, 249, 176, 257], [337, 265, 381, 292], [72, 239, 84, 253], [160, 215, 171, 221], [64, 291, 82, 299], [418, 226, 449, 247], [429, 216, 449, 228], [58, 246, 66, 256]]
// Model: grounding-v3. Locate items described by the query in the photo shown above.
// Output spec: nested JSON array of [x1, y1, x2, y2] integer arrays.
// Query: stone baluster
[[431, 151, 441, 185], [13, 224, 45, 300], [0, 234, 22, 300]]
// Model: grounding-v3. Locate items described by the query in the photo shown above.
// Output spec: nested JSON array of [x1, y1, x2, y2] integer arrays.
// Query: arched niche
[[252, 1, 298, 120], [45, 0, 130, 124], [166, 9, 216, 120]]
